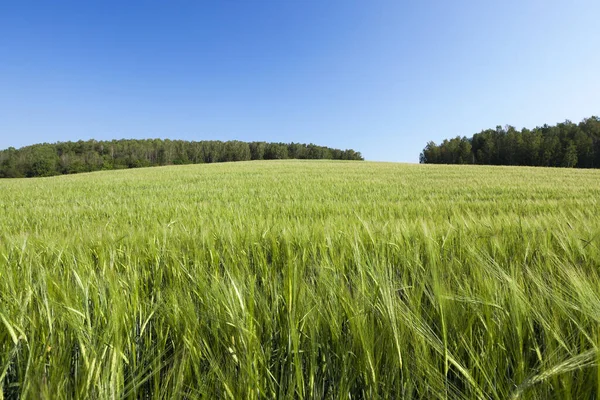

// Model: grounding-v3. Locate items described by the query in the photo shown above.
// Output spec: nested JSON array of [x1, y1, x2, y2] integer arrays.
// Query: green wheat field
[[1, 160, 600, 399]]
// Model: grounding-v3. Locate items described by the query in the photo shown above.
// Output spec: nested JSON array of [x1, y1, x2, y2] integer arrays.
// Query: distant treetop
[[420, 116, 600, 168], [0, 139, 363, 178]]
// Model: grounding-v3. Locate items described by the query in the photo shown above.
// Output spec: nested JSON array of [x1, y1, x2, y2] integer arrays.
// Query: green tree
[[0, 139, 362, 178], [421, 115, 600, 169], [249, 142, 266, 160], [562, 142, 578, 167]]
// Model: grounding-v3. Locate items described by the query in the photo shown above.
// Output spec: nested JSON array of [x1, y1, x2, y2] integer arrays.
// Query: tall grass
[[1, 160, 599, 399]]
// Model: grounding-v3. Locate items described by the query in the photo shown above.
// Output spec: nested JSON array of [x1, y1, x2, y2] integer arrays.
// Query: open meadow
[[1, 160, 600, 399]]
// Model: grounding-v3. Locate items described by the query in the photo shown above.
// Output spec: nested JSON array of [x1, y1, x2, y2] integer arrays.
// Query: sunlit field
[[1, 160, 600, 399]]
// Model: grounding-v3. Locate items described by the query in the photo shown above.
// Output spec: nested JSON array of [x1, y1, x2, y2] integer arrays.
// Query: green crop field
[[1, 160, 600, 399]]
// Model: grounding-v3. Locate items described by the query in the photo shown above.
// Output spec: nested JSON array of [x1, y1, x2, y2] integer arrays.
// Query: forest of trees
[[0, 139, 363, 178], [420, 116, 600, 168]]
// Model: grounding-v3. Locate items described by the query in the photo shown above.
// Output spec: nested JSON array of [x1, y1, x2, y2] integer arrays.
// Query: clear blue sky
[[1, 1, 599, 162]]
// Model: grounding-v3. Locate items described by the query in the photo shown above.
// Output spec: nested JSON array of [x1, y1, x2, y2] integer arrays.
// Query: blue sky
[[1, 1, 599, 162]]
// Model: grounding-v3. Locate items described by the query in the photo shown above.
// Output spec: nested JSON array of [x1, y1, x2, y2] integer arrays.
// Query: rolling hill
[[1, 160, 600, 399]]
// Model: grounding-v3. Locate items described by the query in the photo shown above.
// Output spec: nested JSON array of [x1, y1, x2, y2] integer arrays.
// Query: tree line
[[0, 139, 363, 178], [420, 116, 600, 168]]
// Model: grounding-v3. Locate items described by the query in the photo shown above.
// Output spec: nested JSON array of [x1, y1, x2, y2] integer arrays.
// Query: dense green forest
[[0, 139, 363, 178], [420, 116, 600, 168]]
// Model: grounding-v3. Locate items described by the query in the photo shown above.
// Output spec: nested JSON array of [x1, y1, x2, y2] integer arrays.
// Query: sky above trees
[[1, 1, 599, 162]]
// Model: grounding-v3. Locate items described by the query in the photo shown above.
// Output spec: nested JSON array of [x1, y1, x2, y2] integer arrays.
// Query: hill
[[1, 161, 600, 398]]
